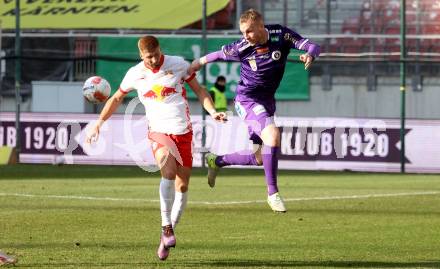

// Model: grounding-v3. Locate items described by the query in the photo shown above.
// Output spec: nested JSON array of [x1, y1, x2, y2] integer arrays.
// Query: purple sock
[[215, 150, 259, 167], [262, 145, 279, 195]]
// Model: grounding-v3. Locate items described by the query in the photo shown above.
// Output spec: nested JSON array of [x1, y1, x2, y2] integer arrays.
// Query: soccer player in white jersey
[[86, 36, 227, 261]]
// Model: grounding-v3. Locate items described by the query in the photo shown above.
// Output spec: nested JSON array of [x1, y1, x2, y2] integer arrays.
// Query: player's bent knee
[[255, 156, 263, 166], [253, 151, 263, 165], [261, 128, 280, 147], [262, 138, 280, 147], [161, 170, 177, 180], [176, 184, 188, 193]]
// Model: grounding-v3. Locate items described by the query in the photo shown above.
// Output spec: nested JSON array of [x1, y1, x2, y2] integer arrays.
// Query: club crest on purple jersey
[[248, 57, 258, 71], [271, 51, 282, 60]]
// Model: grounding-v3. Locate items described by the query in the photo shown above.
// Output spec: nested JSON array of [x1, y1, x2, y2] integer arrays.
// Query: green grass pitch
[[1, 164, 439, 268]]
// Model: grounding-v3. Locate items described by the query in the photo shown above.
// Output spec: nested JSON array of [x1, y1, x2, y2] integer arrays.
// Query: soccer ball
[[83, 76, 111, 104]]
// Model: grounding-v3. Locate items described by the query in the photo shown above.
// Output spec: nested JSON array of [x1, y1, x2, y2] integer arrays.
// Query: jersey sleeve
[[220, 40, 242, 61], [119, 67, 136, 94], [181, 60, 196, 82], [283, 26, 321, 58], [282, 26, 304, 48]]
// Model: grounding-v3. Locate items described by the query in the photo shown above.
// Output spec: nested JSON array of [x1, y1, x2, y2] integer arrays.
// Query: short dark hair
[[240, 9, 263, 24], [138, 36, 160, 52], [216, 76, 226, 83]]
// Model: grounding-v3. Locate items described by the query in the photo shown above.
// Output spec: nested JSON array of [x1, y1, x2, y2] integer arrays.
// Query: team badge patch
[[272, 50, 281, 60], [248, 58, 258, 71]]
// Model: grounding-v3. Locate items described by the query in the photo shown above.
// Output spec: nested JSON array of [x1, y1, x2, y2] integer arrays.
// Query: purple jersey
[[220, 24, 320, 102]]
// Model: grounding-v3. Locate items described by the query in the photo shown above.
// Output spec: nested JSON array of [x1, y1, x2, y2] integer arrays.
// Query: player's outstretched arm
[[188, 57, 206, 74], [291, 36, 321, 70], [188, 50, 225, 74], [296, 39, 320, 70], [186, 77, 227, 123], [86, 90, 127, 143]]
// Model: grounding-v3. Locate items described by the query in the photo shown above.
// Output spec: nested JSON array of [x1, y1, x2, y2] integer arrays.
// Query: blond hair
[[138, 36, 159, 52], [239, 9, 263, 24]]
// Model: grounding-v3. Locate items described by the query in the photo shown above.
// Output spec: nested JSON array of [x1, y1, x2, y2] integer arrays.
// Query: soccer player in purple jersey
[[189, 9, 320, 212]]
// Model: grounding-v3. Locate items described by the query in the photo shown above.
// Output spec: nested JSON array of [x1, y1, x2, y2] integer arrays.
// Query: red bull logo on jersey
[[143, 84, 177, 101]]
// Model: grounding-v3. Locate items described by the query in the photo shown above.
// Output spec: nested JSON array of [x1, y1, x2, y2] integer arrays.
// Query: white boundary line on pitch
[[0, 191, 439, 205]]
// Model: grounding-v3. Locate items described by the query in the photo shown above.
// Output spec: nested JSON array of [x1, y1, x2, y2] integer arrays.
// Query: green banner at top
[[97, 36, 309, 100], [0, 0, 229, 29]]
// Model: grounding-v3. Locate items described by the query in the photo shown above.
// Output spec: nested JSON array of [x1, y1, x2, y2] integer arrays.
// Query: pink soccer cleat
[[161, 225, 176, 248], [157, 240, 170, 261], [156, 225, 176, 261]]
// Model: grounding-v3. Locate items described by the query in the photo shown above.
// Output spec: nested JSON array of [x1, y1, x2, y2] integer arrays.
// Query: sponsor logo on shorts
[[252, 105, 266, 116], [235, 102, 247, 119]]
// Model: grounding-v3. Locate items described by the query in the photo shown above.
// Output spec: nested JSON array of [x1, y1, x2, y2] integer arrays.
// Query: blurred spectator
[[209, 75, 228, 112]]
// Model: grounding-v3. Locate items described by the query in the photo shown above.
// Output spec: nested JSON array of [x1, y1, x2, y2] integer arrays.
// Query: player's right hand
[[300, 53, 314, 70], [86, 124, 100, 144], [211, 111, 228, 123]]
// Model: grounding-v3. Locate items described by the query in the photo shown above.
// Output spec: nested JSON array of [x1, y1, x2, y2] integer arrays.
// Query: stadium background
[[1, 0, 440, 172], [1, 1, 440, 268]]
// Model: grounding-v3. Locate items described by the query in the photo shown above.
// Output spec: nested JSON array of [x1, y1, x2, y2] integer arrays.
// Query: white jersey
[[119, 55, 195, 135]]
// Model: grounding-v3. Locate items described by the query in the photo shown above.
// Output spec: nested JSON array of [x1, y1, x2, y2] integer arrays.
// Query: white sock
[[171, 191, 188, 228], [159, 178, 175, 227]]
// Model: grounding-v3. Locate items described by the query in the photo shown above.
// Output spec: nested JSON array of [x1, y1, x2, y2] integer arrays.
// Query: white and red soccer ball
[[82, 76, 111, 104]]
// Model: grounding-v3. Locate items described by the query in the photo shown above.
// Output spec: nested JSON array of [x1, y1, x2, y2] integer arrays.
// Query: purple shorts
[[234, 97, 276, 145]]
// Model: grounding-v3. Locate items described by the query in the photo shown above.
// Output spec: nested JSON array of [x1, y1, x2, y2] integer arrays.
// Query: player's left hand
[[188, 59, 203, 74], [86, 122, 102, 144], [300, 53, 314, 70], [211, 112, 228, 123]]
